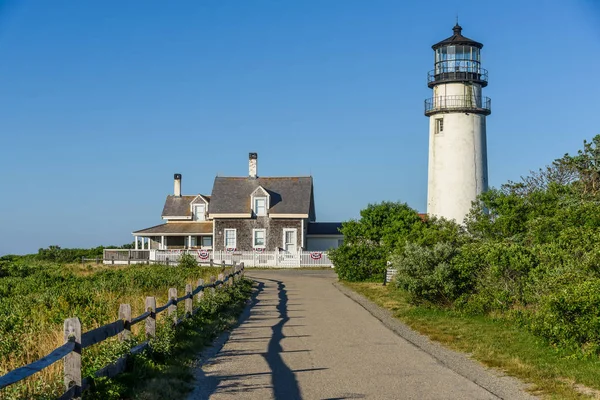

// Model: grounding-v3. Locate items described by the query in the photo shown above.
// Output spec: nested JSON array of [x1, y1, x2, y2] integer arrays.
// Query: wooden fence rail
[[0, 263, 245, 399]]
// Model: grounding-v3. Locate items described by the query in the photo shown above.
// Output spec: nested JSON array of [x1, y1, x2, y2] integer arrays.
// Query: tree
[[329, 202, 423, 281]]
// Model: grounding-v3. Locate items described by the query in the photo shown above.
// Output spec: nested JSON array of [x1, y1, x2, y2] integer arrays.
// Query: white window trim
[[282, 228, 297, 250], [253, 197, 267, 216], [224, 228, 237, 249], [193, 204, 206, 221], [250, 186, 270, 217], [253, 228, 266, 248]]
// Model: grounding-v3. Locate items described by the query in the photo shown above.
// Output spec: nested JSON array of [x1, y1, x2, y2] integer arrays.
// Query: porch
[[132, 222, 213, 250]]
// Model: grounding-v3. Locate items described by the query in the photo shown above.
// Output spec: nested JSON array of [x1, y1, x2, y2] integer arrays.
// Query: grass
[[0, 260, 241, 399], [87, 278, 254, 400], [343, 281, 600, 400]]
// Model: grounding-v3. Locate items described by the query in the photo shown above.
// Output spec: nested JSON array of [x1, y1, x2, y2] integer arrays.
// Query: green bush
[[330, 202, 424, 281], [455, 241, 538, 314], [178, 253, 198, 269], [331, 243, 386, 282], [392, 242, 462, 305], [527, 279, 600, 356]]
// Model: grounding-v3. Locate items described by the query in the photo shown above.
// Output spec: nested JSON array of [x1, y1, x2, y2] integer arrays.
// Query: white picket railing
[[150, 249, 333, 268]]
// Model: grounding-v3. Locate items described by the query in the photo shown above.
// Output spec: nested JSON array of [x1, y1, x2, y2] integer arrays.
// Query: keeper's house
[[132, 153, 343, 252]]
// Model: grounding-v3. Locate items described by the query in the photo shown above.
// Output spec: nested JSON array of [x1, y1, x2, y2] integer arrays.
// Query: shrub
[[456, 241, 538, 314], [391, 242, 462, 305], [178, 253, 198, 269], [330, 202, 424, 281], [331, 243, 386, 282], [527, 279, 600, 356]]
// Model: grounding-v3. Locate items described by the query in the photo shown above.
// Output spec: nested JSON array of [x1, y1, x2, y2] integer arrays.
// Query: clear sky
[[1, 0, 599, 255]]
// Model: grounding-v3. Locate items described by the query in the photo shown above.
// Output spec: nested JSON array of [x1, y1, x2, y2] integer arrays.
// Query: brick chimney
[[249, 153, 257, 178], [174, 173, 182, 196]]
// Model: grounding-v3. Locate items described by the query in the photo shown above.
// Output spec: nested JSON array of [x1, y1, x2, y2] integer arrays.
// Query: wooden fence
[[0, 263, 245, 399]]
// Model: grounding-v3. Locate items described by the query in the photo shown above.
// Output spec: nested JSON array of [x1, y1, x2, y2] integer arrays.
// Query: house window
[[193, 204, 206, 221], [185, 236, 197, 248], [435, 118, 444, 134], [254, 197, 267, 216], [202, 236, 212, 248], [224, 229, 236, 249], [253, 229, 266, 248]]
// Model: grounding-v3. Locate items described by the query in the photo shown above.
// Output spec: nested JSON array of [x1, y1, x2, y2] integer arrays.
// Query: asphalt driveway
[[188, 269, 536, 400]]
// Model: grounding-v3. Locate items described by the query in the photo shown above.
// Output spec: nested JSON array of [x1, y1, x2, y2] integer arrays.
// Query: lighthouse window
[[435, 118, 444, 134]]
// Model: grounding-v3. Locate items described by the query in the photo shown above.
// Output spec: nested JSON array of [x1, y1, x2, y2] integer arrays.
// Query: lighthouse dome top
[[432, 24, 483, 50]]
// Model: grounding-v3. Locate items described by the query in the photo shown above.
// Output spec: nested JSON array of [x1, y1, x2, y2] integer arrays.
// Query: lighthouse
[[425, 24, 491, 223]]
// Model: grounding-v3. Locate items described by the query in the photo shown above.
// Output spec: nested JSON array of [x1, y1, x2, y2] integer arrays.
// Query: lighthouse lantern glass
[[435, 45, 480, 75]]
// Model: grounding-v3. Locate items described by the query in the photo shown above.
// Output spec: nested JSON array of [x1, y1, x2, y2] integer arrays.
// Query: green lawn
[[343, 281, 600, 399]]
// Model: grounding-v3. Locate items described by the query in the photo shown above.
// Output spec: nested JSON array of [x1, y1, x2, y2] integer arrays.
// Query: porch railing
[[152, 249, 333, 268], [103, 249, 333, 267]]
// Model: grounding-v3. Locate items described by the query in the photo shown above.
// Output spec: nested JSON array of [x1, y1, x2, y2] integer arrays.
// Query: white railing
[[149, 249, 333, 268]]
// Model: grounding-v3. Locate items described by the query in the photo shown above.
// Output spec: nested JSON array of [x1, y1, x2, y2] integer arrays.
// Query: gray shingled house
[[132, 153, 342, 252]]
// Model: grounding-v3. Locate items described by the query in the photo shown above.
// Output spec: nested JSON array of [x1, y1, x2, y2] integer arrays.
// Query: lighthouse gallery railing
[[424, 95, 491, 116]]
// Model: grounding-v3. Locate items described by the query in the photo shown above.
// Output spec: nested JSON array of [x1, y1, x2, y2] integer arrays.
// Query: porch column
[[141, 238, 145, 250], [188, 235, 192, 249], [135, 236, 139, 250], [161, 236, 165, 250]]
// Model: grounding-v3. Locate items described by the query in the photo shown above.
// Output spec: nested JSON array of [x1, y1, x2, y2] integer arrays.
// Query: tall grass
[[0, 260, 224, 399]]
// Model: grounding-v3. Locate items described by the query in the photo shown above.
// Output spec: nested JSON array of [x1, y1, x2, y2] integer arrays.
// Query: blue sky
[[1, 0, 599, 255]]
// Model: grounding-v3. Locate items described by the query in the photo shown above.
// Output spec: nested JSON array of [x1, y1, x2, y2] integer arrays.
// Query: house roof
[[162, 195, 210, 218], [307, 222, 342, 235], [209, 176, 313, 215], [133, 222, 213, 235]]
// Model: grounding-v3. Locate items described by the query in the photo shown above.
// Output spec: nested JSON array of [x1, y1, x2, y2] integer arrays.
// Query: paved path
[[189, 270, 535, 400]]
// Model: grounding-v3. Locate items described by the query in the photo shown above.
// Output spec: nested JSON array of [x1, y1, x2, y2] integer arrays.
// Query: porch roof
[[307, 222, 342, 235], [133, 222, 213, 235]]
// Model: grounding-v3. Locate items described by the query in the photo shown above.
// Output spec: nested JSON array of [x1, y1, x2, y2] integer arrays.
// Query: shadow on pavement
[[262, 279, 302, 400], [192, 276, 327, 399]]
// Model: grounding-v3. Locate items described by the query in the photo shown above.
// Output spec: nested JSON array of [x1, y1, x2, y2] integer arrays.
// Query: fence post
[[185, 284, 193, 316], [63, 318, 82, 397], [221, 260, 226, 271], [145, 297, 156, 338], [231, 262, 236, 286], [168, 288, 177, 325], [112, 256, 114, 265], [196, 279, 204, 302], [210, 258, 214, 267], [166, 257, 170, 267], [218, 273, 224, 289], [119, 304, 132, 341], [240, 262, 245, 278], [80, 256, 84, 265], [210, 276, 216, 296]]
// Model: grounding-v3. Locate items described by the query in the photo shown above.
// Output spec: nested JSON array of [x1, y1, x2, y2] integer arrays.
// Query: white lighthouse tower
[[425, 24, 490, 223]]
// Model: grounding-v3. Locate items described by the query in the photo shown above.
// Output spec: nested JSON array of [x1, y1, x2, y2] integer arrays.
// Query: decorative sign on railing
[[198, 250, 210, 259]]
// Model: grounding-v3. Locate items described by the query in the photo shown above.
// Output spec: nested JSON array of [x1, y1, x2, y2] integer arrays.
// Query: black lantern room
[[428, 24, 488, 88]]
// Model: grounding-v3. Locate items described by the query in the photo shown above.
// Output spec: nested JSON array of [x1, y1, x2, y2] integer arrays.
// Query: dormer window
[[193, 204, 206, 221], [254, 197, 267, 216]]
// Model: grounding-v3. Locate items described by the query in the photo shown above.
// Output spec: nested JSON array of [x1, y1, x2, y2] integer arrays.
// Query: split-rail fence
[[0, 262, 245, 399]]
